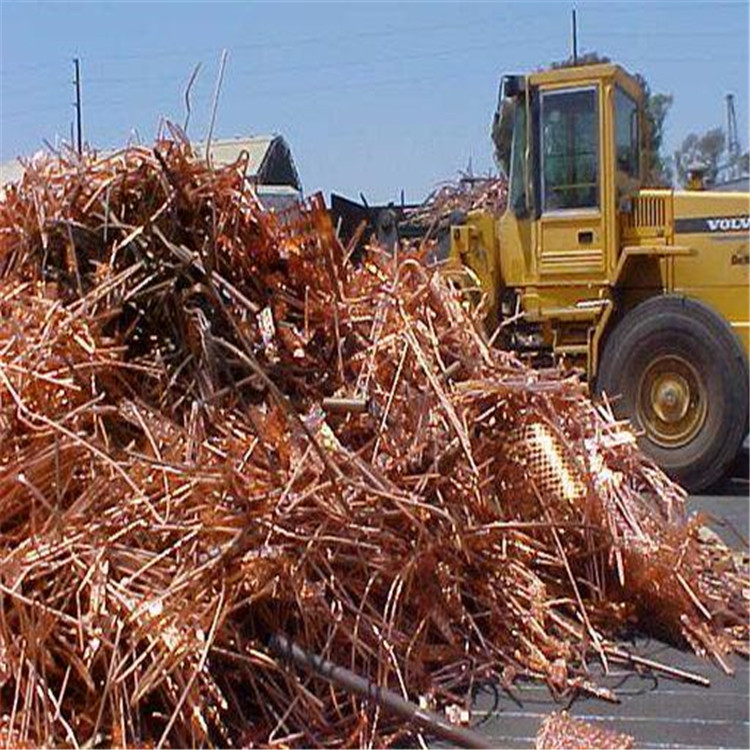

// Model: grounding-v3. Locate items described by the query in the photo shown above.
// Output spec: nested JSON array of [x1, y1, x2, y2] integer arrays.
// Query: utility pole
[[571, 9, 578, 65], [73, 57, 83, 155], [726, 93, 740, 180]]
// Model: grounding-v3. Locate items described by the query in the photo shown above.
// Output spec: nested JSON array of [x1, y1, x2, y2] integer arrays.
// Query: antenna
[[73, 57, 83, 155], [571, 9, 578, 65]]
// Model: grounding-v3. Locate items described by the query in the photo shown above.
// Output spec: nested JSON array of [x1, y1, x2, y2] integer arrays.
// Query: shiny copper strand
[[0, 135, 746, 748], [403, 176, 508, 230]]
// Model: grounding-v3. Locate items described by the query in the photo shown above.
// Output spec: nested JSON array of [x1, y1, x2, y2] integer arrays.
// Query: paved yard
[[467, 489, 749, 749]]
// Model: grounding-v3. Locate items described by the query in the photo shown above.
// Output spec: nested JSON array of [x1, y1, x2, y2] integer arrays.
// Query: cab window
[[540, 88, 599, 211], [615, 86, 639, 178]]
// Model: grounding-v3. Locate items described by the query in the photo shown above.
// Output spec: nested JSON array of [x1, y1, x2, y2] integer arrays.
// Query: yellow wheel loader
[[448, 62, 749, 492]]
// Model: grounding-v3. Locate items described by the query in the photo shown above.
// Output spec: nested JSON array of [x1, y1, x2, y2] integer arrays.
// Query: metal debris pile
[[403, 175, 508, 230], [0, 135, 747, 748]]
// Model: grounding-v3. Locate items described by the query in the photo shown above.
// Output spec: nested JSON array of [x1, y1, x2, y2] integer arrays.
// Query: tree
[[550, 51, 611, 69], [637, 82, 673, 186], [550, 53, 673, 186], [673, 128, 726, 187]]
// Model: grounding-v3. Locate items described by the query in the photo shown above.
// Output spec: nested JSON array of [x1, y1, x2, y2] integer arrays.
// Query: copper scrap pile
[[0, 134, 747, 749], [404, 176, 508, 229]]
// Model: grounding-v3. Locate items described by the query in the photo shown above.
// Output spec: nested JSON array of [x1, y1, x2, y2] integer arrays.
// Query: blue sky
[[1, 0, 748, 202]]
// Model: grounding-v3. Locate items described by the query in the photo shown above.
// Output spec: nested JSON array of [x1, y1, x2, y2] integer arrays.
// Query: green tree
[[636, 81, 673, 186], [550, 51, 611, 69], [673, 128, 726, 187], [550, 54, 673, 186]]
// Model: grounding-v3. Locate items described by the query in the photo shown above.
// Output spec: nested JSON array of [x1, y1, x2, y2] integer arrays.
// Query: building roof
[[256, 184, 303, 211], [0, 134, 302, 193], [0, 159, 26, 187], [195, 135, 302, 192]]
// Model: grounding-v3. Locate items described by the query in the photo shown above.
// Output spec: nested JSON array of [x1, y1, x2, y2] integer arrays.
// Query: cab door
[[536, 85, 607, 281]]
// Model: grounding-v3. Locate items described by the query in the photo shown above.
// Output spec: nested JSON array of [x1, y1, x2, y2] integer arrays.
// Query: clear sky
[[1, 0, 748, 202]]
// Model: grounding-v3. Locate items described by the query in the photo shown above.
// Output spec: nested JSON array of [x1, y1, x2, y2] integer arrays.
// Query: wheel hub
[[637, 355, 707, 447]]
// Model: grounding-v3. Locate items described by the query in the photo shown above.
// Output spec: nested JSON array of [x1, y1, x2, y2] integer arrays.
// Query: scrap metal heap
[[402, 176, 508, 231], [0, 132, 747, 748]]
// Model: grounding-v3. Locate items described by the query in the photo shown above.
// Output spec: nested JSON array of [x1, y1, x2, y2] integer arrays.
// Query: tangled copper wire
[[403, 175, 508, 230], [0, 131, 746, 748]]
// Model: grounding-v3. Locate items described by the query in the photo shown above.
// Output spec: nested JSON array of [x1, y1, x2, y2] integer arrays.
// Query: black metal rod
[[73, 57, 83, 155], [269, 633, 492, 749], [572, 9, 578, 65]]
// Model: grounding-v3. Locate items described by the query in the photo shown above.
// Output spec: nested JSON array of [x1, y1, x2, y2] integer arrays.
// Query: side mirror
[[502, 75, 525, 98]]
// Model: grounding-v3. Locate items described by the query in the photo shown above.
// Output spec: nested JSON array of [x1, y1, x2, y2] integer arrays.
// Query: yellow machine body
[[448, 62, 749, 492], [450, 63, 749, 376]]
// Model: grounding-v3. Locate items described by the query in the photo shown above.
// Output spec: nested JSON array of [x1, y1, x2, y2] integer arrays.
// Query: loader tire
[[596, 295, 749, 493]]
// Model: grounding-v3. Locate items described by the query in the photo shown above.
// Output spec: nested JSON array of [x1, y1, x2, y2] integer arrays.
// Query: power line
[[3, 65, 481, 123], [6, 26, 743, 100], [0, 60, 61, 77], [82, 38, 519, 88], [598, 29, 745, 36], [0, 76, 77, 99], [2, 28, 743, 101], [3, 15, 742, 82], [1, 102, 71, 121], [3, 47, 746, 125], [0, 14, 504, 77], [1, 32, 546, 102]]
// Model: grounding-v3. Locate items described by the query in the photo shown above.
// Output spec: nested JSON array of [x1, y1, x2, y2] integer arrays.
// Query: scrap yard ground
[[474, 484, 750, 750]]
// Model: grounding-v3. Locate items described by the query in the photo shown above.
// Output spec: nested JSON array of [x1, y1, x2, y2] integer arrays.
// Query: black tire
[[596, 295, 749, 493]]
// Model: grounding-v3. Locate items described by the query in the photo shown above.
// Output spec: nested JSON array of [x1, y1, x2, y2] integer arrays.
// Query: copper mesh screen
[[507, 421, 586, 506]]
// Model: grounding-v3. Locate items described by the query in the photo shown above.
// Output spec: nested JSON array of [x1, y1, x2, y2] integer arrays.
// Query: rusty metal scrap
[[403, 175, 508, 229], [0, 132, 747, 748], [268, 634, 492, 749]]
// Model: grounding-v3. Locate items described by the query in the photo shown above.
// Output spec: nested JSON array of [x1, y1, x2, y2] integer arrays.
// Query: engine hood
[[673, 190, 750, 235]]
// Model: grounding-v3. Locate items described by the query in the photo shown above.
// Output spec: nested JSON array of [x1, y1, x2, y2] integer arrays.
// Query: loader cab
[[493, 64, 646, 289]]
